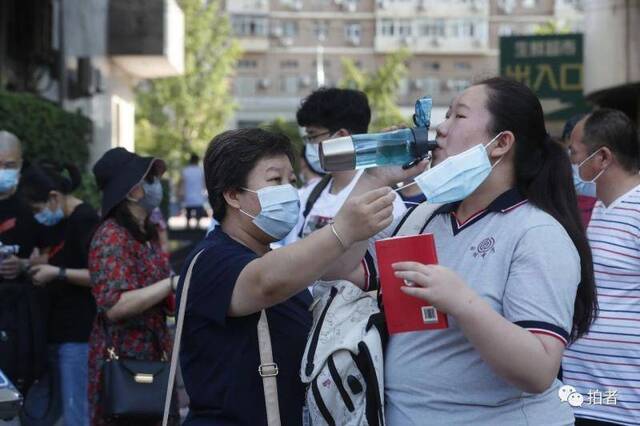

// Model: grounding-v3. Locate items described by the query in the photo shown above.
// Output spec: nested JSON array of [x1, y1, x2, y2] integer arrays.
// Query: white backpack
[[300, 280, 386, 426], [300, 202, 442, 426]]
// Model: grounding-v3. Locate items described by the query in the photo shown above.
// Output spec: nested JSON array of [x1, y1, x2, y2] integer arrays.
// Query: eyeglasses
[[302, 130, 332, 144]]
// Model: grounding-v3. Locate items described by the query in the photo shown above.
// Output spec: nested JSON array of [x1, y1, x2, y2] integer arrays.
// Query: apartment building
[[226, 0, 583, 128]]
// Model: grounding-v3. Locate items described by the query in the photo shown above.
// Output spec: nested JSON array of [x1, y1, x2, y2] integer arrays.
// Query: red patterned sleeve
[[88, 222, 139, 313]]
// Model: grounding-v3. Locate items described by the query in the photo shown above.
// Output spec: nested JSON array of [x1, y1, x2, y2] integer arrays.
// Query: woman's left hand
[[29, 264, 59, 286], [393, 262, 478, 317]]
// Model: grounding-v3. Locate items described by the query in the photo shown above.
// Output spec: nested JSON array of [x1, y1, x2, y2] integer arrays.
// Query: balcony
[[108, 0, 184, 79]]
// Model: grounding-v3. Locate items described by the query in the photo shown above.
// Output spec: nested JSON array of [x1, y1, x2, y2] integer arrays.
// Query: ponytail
[[20, 161, 83, 203], [479, 77, 597, 342]]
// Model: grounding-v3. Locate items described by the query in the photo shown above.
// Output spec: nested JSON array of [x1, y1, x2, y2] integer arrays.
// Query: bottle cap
[[319, 136, 356, 172]]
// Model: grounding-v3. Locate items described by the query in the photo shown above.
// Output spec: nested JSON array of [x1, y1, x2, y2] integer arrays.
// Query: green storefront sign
[[500, 33, 587, 120]]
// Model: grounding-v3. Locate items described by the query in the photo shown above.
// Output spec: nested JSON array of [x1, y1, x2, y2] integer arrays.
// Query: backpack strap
[[391, 201, 443, 237], [162, 249, 205, 426], [298, 174, 332, 238], [257, 310, 281, 426]]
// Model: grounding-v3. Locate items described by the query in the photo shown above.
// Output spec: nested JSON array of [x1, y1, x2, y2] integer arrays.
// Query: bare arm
[[229, 187, 395, 317], [106, 277, 172, 322]]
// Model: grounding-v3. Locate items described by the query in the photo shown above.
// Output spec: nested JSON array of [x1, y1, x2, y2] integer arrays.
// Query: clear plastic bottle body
[[351, 128, 415, 169]]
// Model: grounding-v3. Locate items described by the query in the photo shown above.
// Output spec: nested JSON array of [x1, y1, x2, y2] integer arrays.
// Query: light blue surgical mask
[[139, 178, 163, 213], [413, 133, 503, 204], [34, 206, 64, 226], [240, 184, 300, 240], [572, 149, 605, 198], [304, 143, 325, 174], [0, 169, 19, 193]]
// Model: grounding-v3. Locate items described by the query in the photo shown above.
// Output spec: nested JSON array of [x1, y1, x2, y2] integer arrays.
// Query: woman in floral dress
[[87, 148, 176, 426]]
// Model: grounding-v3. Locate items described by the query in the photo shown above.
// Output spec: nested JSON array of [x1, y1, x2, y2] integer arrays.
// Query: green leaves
[[339, 49, 411, 131], [135, 0, 241, 174]]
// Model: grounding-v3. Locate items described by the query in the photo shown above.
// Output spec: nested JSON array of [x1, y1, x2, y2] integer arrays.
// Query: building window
[[419, 19, 445, 38], [281, 21, 299, 37], [446, 79, 471, 92], [231, 15, 268, 37], [498, 25, 513, 36], [397, 20, 412, 37], [423, 61, 440, 71], [280, 75, 299, 94], [312, 59, 331, 68], [233, 76, 257, 96], [280, 60, 299, 69], [380, 19, 394, 36], [454, 62, 471, 71], [314, 20, 329, 41], [345, 23, 361, 41], [413, 77, 441, 96], [238, 59, 258, 69]]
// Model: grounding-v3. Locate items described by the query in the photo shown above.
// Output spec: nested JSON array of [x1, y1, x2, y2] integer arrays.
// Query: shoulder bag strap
[[298, 174, 332, 238], [162, 249, 205, 426], [257, 309, 281, 426], [392, 202, 443, 237]]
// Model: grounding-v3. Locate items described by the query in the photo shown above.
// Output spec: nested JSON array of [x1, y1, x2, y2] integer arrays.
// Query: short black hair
[[583, 108, 640, 172], [296, 88, 371, 134], [189, 153, 199, 164], [204, 128, 295, 222]]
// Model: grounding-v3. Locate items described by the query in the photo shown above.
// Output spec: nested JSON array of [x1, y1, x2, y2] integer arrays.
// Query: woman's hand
[[393, 262, 479, 317], [333, 187, 396, 246], [29, 264, 59, 286]]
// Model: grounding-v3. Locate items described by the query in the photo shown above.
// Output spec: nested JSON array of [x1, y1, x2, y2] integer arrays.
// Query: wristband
[[57, 267, 67, 281]]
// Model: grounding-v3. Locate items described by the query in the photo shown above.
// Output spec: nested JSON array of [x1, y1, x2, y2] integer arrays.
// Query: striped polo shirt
[[562, 184, 640, 426]]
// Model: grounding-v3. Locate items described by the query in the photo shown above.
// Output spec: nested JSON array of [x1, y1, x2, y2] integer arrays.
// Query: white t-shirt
[[282, 170, 407, 245], [182, 165, 206, 207]]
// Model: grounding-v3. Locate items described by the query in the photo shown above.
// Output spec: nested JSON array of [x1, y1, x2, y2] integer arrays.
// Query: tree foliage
[[340, 49, 412, 131], [135, 0, 241, 173]]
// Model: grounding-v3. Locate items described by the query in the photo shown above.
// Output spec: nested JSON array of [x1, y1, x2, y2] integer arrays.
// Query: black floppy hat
[[93, 147, 166, 218]]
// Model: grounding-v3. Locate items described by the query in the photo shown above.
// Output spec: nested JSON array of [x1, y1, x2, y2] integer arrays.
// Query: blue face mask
[[413, 133, 503, 204], [572, 149, 604, 198], [34, 206, 64, 226], [139, 178, 163, 213], [304, 143, 325, 175], [240, 184, 300, 240], [0, 169, 19, 193]]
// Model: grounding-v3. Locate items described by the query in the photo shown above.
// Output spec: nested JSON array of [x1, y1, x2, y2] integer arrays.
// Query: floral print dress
[[87, 219, 171, 426]]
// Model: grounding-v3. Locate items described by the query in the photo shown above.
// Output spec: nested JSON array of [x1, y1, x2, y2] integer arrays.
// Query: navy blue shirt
[[177, 228, 312, 426]]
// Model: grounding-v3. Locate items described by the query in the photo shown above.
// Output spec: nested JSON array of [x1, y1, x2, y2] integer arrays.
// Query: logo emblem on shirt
[[470, 237, 495, 258]]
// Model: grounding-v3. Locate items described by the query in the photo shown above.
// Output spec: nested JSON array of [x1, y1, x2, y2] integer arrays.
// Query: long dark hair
[[479, 77, 597, 342], [108, 201, 158, 243], [20, 161, 82, 203]]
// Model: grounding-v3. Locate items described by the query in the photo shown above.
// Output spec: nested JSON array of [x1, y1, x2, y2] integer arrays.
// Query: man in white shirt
[[179, 153, 207, 229], [282, 88, 406, 290]]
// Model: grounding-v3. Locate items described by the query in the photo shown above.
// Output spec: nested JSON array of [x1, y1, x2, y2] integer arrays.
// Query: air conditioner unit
[[377, 0, 386, 9], [430, 37, 441, 47], [342, 2, 356, 12], [472, 38, 483, 48], [299, 75, 312, 87], [417, 0, 427, 11], [348, 35, 361, 46], [280, 37, 294, 46], [271, 26, 283, 37], [469, 1, 480, 12], [258, 78, 271, 89], [292, 0, 303, 10], [411, 79, 424, 90]]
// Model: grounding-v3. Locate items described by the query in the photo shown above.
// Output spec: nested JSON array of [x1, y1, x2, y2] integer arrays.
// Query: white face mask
[[412, 133, 503, 204], [240, 184, 300, 240]]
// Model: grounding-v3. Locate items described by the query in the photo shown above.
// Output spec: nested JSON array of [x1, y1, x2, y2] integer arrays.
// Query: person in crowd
[[178, 153, 207, 229], [332, 77, 597, 424], [282, 88, 406, 264], [0, 131, 48, 278], [562, 109, 640, 426], [176, 128, 401, 425], [564, 113, 597, 228], [19, 162, 99, 426], [87, 147, 177, 426], [298, 145, 323, 189]]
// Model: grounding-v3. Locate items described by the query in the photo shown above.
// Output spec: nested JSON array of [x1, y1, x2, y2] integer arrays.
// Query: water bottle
[[319, 97, 438, 172]]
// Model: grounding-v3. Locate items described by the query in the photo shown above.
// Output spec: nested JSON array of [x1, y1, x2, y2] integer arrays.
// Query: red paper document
[[375, 233, 448, 334]]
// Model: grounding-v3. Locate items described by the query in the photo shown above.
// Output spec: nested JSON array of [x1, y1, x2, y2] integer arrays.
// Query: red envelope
[[375, 233, 448, 334]]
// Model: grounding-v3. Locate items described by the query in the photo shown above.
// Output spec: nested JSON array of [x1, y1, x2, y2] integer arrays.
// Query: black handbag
[[101, 317, 170, 420]]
